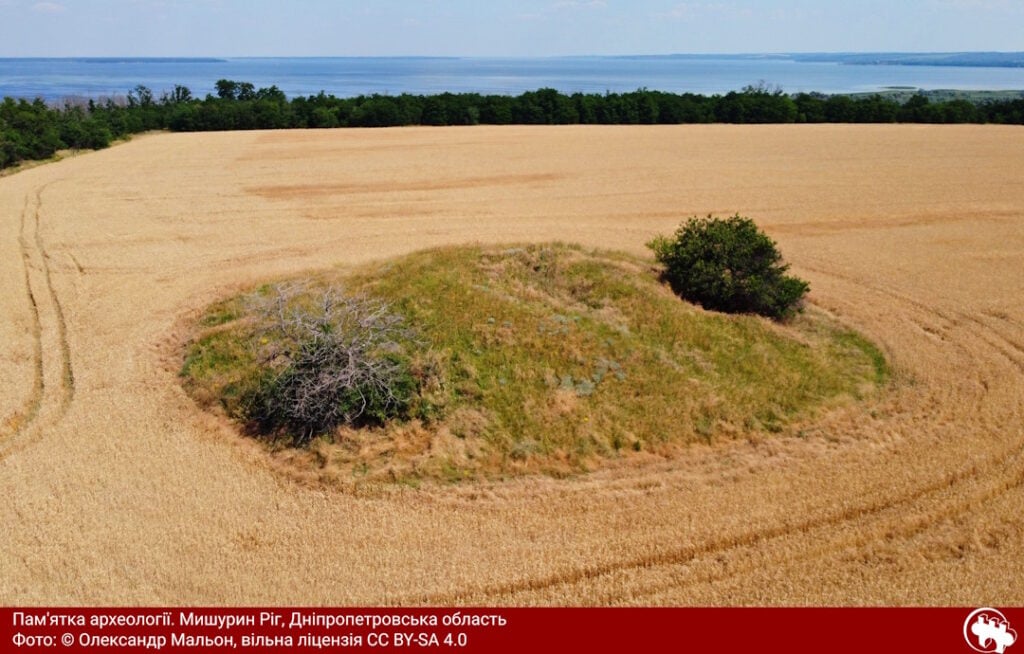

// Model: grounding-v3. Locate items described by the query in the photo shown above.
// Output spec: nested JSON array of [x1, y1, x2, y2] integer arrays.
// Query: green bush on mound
[[648, 215, 809, 320], [182, 244, 886, 484]]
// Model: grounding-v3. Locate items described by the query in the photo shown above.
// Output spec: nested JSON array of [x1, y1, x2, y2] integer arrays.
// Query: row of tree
[[3, 81, 1023, 170]]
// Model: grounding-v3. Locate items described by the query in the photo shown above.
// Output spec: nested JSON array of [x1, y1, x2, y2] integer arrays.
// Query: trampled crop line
[[609, 420, 1024, 606], [0, 184, 74, 462], [411, 272, 1024, 605], [957, 311, 1024, 373], [0, 196, 46, 457], [411, 432, 1024, 605], [32, 185, 75, 409], [68, 252, 85, 275]]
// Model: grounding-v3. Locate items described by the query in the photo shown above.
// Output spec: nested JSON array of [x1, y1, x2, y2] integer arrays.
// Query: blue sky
[[0, 0, 1021, 57]]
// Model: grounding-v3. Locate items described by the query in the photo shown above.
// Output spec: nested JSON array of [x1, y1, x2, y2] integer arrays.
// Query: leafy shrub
[[244, 284, 417, 444], [648, 214, 809, 320]]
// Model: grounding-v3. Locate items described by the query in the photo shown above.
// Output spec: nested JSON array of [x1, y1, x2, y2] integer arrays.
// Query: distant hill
[[843, 88, 1024, 103], [790, 52, 1024, 68]]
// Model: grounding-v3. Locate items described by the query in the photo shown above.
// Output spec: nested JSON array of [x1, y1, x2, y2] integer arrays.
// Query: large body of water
[[3, 55, 1024, 102]]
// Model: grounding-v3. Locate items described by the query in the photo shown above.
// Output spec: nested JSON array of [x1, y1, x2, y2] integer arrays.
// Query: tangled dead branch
[[245, 283, 416, 444]]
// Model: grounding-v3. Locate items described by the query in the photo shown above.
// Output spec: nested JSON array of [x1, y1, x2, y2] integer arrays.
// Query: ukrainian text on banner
[[1, 607, 1019, 653]]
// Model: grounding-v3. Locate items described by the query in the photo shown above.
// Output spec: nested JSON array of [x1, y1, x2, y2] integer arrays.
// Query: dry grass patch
[[182, 243, 887, 488]]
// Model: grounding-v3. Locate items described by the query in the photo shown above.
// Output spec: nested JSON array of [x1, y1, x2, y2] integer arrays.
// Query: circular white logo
[[964, 608, 1017, 654]]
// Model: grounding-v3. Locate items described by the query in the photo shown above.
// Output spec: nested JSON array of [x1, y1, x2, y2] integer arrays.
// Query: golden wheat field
[[1, 124, 1022, 606]]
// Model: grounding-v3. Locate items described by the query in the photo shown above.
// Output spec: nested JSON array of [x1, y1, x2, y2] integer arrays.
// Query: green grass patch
[[181, 243, 888, 485]]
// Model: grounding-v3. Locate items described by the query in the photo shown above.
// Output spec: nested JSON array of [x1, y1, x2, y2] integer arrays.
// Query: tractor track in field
[[406, 272, 1024, 604], [0, 184, 75, 462], [2, 125, 1022, 605]]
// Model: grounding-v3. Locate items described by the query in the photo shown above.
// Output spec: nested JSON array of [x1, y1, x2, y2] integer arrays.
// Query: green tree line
[[3, 80, 1023, 170]]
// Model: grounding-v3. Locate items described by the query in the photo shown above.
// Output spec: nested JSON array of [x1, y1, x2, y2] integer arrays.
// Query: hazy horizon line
[[3, 50, 1024, 60]]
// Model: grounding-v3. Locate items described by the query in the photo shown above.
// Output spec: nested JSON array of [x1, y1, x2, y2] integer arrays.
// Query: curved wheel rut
[[0, 185, 75, 461], [409, 266, 1024, 604], [2, 126, 1022, 605]]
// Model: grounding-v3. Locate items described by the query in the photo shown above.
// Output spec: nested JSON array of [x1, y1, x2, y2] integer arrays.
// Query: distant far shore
[[4, 54, 1024, 101]]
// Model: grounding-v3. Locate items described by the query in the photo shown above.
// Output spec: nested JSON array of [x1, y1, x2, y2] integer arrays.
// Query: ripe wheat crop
[[1, 125, 1022, 605]]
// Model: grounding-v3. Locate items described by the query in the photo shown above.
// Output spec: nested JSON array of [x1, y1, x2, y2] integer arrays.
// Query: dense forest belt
[[0, 125, 1022, 605], [3, 81, 1024, 170]]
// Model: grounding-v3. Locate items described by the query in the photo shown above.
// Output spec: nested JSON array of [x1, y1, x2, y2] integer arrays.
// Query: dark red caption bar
[[1, 607, 1019, 653]]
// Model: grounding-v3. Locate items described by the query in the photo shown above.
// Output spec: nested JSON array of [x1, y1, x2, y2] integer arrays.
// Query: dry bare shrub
[[244, 283, 417, 445]]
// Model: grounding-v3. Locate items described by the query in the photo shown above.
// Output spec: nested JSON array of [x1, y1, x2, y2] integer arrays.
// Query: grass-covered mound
[[182, 244, 887, 486]]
